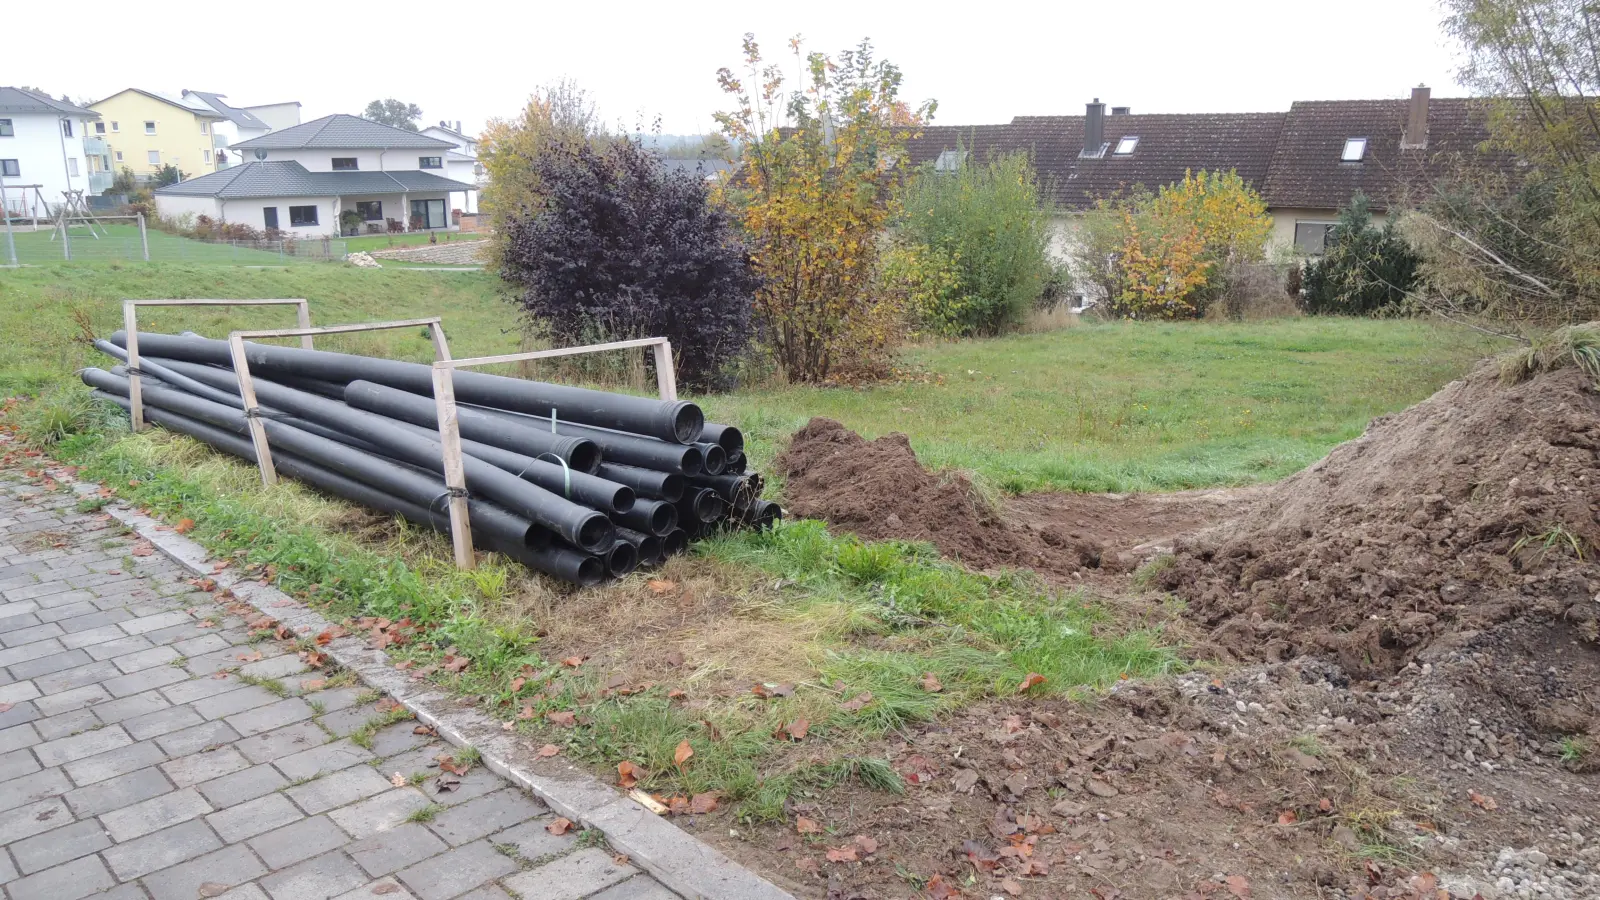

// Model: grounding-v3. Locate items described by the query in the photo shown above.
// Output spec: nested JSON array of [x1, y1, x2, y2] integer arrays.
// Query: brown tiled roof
[[1263, 98, 1500, 210], [905, 112, 1287, 210], [904, 97, 1514, 213]]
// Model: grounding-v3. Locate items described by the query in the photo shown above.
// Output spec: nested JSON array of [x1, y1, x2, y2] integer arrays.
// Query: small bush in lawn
[[499, 134, 757, 393], [898, 150, 1056, 336], [1301, 193, 1420, 316]]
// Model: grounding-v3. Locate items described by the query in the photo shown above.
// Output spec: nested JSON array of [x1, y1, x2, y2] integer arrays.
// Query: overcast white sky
[[13, 0, 1465, 137]]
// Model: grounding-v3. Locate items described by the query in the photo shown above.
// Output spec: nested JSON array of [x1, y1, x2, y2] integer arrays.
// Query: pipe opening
[[680, 446, 704, 476], [655, 472, 686, 503], [606, 540, 638, 577], [574, 555, 606, 587], [576, 515, 614, 553], [609, 486, 636, 514], [700, 444, 727, 476], [671, 403, 706, 445], [649, 502, 679, 536], [662, 528, 688, 556], [567, 440, 602, 475]]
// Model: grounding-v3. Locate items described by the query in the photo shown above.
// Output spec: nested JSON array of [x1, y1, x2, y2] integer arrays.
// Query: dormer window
[[1114, 136, 1139, 155], [419, 156, 442, 169], [332, 157, 359, 171], [934, 149, 967, 172], [1341, 138, 1367, 162]]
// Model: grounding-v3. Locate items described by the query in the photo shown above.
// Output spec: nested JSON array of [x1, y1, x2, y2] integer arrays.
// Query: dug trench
[[682, 358, 1599, 899]]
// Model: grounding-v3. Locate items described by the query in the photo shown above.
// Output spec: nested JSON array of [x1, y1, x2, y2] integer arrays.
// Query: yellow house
[[89, 88, 225, 182]]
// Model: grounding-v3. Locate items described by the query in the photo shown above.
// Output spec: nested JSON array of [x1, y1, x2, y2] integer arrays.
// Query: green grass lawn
[[4, 224, 334, 266], [706, 318, 1502, 493], [341, 231, 487, 253], [0, 262, 519, 393]]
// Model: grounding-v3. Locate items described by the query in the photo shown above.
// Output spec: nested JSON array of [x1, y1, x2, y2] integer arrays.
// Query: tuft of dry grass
[[1499, 322, 1600, 384]]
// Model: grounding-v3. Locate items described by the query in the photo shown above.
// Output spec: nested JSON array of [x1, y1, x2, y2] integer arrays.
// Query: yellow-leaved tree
[[715, 35, 934, 382], [1077, 170, 1271, 319]]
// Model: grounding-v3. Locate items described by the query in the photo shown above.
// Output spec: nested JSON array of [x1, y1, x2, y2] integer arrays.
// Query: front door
[[410, 199, 446, 230]]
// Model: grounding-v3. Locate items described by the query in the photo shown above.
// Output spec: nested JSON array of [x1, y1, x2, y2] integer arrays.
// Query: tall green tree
[[361, 98, 423, 131], [1302, 193, 1421, 315], [898, 148, 1055, 336]]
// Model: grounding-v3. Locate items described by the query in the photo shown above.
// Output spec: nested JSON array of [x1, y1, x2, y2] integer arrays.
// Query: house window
[[1341, 137, 1367, 162], [263, 207, 279, 230], [203, 150, 211, 163], [115, 151, 124, 162], [356, 200, 383, 221], [1294, 221, 1338, 255], [1114, 136, 1139, 155], [1, 160, 18, 177], [62, 119, 73, 137], [111, 121, 119, 132], [201, 122, 208, 134], [144, 121, 156, 135], [148, 150, 161, 165], [331, 158, 358, 171], [289, 205, 319, 227], [94, 121, 105, 134], [68, 158, 79, 176], [0, 119, 11, 137], [419, 156, 442, 169]]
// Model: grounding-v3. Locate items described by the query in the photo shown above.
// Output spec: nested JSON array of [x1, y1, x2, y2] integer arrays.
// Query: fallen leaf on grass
[[1277, 810, 1298, 825], [925, 874, 958, 899], [951, 770, 979, 793], [436, 755, 471, 776], [666, 688, 687, 701], [1469, 790, 1498, 810], [390, 772, 406, 787], [509, 676, 526, 693], [775, 718, 809, 741], [560, 655, 587, 668], [1000, 878, 1024, 897], [646, 579, 676, 594], [689, 793, 718, 815], [196, 620, 217, 629], [673, 740, 694, 767], [546, 817, 574, 835], [174, 518, 195, 534], [537, 744, 560, 758], [1016, 672, 1046, 694], [434, 774, 460, 793], [838, 692, 873, 713], [852, 835, 877, 855], [1319, 797, 1333, 813], [617, 760, 644, 789], [920, 672, 943, 693], [130, 543, 154, 557], [236, 651, 263, 663], [824, 846, 857, 863], [502, 721, 515, 732], [796, 816, 822, 835], [441, 653, 470, 674], [1224, 874, 1251, 897], [663, 650, 685, 667], [546, 711, 576, 727], [752, 682, 794, 699]]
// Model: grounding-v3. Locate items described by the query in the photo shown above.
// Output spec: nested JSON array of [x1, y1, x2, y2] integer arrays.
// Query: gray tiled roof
[[0, 87, 98, 116], [154, 161, 474, 198], [183, 91, 268, 129], [232, 114, 453, 150]]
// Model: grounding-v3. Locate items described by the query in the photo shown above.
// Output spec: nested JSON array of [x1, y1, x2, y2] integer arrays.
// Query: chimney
[[1402, 85, 1430, 149], [1111, 106, 1130, 116], [1082, 98, 1106, 158], [455, 120, 462, 133]]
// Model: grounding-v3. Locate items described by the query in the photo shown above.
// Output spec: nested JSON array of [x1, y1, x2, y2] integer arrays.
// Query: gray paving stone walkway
[[0, 475, 679, 900]]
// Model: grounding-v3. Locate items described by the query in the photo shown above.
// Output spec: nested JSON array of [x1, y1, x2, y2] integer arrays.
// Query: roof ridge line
[[303, 115, 339, 149]]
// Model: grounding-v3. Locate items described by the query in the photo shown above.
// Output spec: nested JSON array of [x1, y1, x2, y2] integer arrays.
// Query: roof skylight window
[[1341, 137, 1368, 161], [1114, 136, 1139, 155]]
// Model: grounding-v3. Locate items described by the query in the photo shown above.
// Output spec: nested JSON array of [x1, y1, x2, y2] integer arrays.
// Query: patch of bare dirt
[[776, 418, 1237, 579], [1160, 364, 1600, 679]]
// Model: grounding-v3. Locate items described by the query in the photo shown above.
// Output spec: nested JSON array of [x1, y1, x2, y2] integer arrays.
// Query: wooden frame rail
[[429, 336, 677, 569], [227, 317, 451, 488], [122, 299, 312, 433]]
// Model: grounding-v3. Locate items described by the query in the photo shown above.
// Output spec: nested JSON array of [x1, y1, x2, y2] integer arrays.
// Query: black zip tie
[[242, 407, 264, 419], [123, 366, 146, 377]]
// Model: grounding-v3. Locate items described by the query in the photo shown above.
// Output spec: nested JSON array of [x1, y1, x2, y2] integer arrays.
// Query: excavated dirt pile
[[1161, 363, 1600, 679]]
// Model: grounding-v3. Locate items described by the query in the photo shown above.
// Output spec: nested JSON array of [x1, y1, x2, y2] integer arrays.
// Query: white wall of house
[[0, 112, 97, 214], [155, 194, 337, 238], [1268, 207, 1386, 254], [443, 157, 478, 214], [211, 121, 269, 168], [242, 103, 301, 131], [152, 193, 221, 224], [339, 193, 411, 232], [250, 148, 450, 173]]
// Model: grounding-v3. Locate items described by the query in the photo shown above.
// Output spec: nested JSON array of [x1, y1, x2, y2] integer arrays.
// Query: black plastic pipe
[[470, 406, 703, 476], [612, 526, 663, 565], [694, 443, 727, 476], [661, 528, 688, 556], [110, 330, 704, 443], [112, 363, 614, 553], [699, 423, 744, 455], [613, 498, 678, 537], [82, 375, 550, 555], [742, 499, 784, 530], [724, 452, 746, 475], [688, 472, 763, 509], [604, 540, 638, 578], [679, 487, 726, 525], [94, 391, 604, 585], [595, 463, 684, 503], [341, 379, 601, 474]]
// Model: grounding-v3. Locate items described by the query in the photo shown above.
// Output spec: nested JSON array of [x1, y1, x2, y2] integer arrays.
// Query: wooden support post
[[431, 364, 475, 570], [229, 334, 277, 486], [122, 302, 144, 432], [295, 302, 313, 350], [652, 340, 678, 402]]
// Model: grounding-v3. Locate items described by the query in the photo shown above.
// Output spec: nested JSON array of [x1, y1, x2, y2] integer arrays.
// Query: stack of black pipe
[[82, 331, 781, 586]]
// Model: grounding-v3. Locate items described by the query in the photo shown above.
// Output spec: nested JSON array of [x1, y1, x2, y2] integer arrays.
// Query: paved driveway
[[0, 473, 677, 900]]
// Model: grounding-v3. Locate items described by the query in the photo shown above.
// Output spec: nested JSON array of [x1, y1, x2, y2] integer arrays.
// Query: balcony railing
[[89, 171, 115, 194], [83, 137, 109, 155]]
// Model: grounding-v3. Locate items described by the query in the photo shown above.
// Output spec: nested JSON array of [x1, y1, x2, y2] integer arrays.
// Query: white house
[[239, 101, 301, 132], [419, 121, 481, 214], [181, 91, 277, 169], [0, 87, 104, 217], [153, 114, 476, 238]]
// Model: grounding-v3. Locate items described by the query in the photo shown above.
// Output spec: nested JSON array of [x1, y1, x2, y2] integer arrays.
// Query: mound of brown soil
[[777, 418, 1239, 579], [1162, 364, 1600, 678]]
